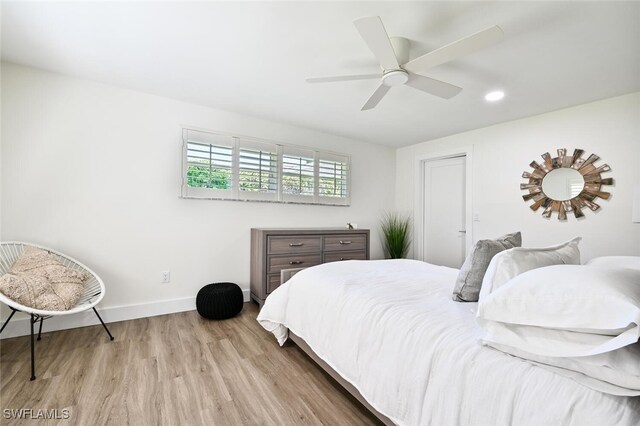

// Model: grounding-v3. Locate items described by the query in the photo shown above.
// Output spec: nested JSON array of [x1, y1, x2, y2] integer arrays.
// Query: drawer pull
[[339, 240, 352, 245], [289, 243, 304, 247], [289, 260, 303, 265], [340, 257, 351, 261]]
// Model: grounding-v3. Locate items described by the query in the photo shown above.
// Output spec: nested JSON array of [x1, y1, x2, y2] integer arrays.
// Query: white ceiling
[[2, 1, 639, 148]]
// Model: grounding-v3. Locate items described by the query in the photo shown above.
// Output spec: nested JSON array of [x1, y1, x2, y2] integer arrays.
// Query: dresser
[[250, 228, 370, 307]]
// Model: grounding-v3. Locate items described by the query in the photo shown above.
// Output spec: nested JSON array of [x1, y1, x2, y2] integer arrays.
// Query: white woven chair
[[0, 242, 114, 380]]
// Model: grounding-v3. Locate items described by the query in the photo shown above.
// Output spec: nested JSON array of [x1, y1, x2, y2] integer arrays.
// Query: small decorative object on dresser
[[250, 228, 370, 307]]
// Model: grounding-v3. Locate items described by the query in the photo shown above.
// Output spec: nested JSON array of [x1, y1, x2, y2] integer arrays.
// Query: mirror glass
[[541, 168, 584, 201]]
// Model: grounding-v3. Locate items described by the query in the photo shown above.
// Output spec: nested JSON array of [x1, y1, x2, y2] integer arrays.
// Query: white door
[[422, 156, 466, 268]]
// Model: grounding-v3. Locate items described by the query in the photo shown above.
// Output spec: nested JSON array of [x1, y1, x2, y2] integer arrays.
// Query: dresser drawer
[[268, 236, 322, 254], [323, 250, 368, 263], [267, 254, 322, 273], [267, 274, 281, 294], [323, 234, 367, 252]]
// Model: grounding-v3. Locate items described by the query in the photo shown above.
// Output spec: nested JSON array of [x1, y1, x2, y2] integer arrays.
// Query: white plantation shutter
[[182, 129, 236, 199], [237, 139, 278, 201], [281, 147, 316, 202], [181, 128, 350, 206], [318, 152, 350, 205]]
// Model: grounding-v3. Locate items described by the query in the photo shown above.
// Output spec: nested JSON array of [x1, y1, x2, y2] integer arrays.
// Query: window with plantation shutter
[[181, 128, 350, 205], [281, 148, 316, 201], [183, 129, 235, 199], [318, 153, 350, 205], [238, 140, 278, 201], [186, 143, 234, 189]]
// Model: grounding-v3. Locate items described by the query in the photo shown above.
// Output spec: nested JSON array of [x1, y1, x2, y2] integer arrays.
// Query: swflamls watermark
[[3, 408, 71, 420]]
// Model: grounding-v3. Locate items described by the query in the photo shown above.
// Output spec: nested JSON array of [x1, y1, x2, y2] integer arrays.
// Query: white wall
[[0, 60, 2, 240], [396, 92, 640, 262], [0, 62, 396, 329]]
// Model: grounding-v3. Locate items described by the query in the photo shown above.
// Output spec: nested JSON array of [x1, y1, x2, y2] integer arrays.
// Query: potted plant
[[380, 212, 411, 259]]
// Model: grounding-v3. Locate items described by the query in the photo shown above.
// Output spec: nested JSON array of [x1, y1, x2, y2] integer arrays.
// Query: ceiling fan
[[306, 16, 504, 110]]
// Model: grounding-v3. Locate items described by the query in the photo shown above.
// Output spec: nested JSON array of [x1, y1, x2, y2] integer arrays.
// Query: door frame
[[413, 146, 474, 262]]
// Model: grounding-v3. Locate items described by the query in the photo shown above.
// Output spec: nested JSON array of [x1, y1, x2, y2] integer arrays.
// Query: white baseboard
[[0, 289, 251, 339]]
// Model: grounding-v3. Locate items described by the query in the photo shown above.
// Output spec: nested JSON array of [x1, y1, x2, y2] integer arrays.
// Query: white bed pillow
[[478, 317, 639, 357], [477, 265, 640, 357], [586, 256, 640, 271], [483, 340, 640, 396], [478, 237, 581, 300]]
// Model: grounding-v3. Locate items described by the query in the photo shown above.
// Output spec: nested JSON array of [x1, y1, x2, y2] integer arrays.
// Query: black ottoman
[[196, 282, 243, 320]]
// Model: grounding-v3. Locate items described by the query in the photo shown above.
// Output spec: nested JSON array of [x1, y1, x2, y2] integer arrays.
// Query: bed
[[257, 259, 640, 426]]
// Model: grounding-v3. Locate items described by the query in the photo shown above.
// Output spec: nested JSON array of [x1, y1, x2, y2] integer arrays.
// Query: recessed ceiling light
[[485, 91, 505, 102]]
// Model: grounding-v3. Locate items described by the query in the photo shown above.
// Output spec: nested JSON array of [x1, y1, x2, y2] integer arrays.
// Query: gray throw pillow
[[452, 232, 522, 302]]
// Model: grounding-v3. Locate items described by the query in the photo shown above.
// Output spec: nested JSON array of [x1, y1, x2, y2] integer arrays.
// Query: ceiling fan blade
[[353, 16, 400, 71], [403, 25, 504, 73], [405, 74, 462, 99], [306, 74, 380, 83], [361, 84, 391, 111]]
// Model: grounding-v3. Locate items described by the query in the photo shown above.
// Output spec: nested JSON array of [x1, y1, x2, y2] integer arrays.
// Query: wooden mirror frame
[[521, 148, 613, 220]]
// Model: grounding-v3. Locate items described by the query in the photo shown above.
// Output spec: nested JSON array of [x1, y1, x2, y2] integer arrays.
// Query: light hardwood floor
[[0, 303, 379, 425]]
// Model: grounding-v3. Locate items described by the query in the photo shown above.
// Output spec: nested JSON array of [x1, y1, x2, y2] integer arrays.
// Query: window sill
[[178, 195, 350, 207]]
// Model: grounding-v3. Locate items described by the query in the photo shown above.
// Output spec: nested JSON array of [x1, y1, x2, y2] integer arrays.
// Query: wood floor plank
[[0, 303, 378, 425]]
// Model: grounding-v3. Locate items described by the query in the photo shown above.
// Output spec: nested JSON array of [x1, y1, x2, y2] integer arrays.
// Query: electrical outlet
[[160, 271, 171, 283]]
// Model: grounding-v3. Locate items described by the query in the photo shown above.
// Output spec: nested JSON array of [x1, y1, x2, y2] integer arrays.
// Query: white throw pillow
[[477, 265, 640, 355], [586, 256, 640, 271], [478, 237, 581, 300]]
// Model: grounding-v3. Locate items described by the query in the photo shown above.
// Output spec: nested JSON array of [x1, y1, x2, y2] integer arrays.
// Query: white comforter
[[257, 259, 640, 426]]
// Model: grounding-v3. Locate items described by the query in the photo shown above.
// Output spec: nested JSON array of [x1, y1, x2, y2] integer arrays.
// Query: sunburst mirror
[[521, 148, 613, 220]]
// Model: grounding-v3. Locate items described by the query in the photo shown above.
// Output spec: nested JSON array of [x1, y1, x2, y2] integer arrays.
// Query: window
[[182, 129, 350, 206], [186, 142, 233, 190], [238, 140, 278, 201], [183, 130, 235, 199], [281, 147, 315, 202], [319, 154, 349, 201]]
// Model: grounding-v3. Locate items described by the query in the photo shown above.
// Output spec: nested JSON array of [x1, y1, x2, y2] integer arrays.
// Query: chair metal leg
[[37, 317, 44, 341], [0, 308, 17, 335], [93, 308, 114, 341], [4, 308, 111, 381], [30, 314, 36, 380]]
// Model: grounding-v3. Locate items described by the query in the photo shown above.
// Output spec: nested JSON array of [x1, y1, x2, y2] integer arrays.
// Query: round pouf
[[196, 282, 243, 320]]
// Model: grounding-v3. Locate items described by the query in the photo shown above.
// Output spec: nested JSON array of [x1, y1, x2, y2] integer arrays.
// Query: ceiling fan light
[[382, 70, 409, 87], [485, 90, 505, 102]]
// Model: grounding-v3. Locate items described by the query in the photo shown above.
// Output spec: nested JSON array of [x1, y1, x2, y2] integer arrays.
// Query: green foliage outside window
[[188, 163, 347, 197], [188, 165, 278, 192], [187, 165, 231, 190], [282, 174, 314, 195], [318, 176, 346, 197], [239, 170, 276, 192]]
